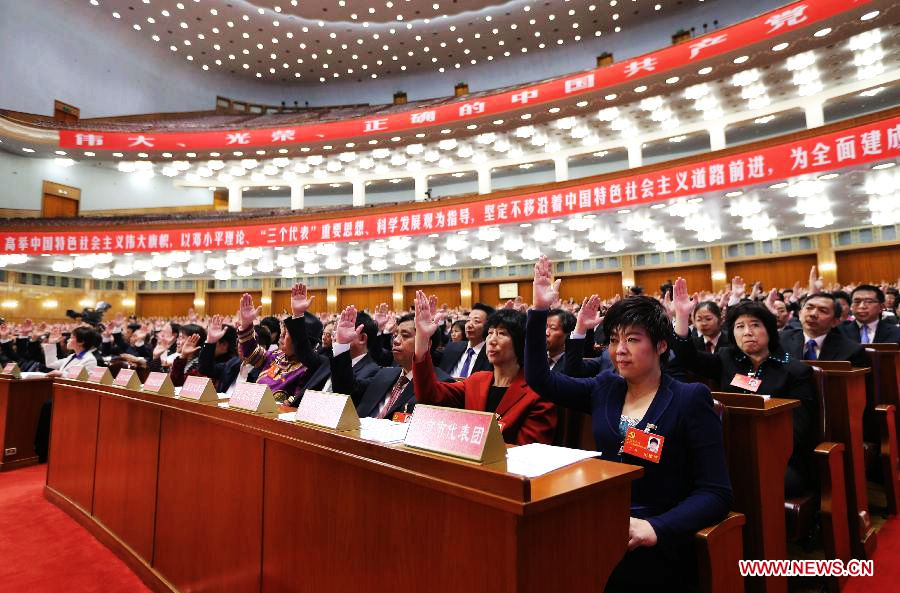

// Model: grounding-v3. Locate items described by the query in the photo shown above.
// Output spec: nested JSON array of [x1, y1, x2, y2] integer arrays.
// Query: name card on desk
[[294, 390, 360, 431], [403, 405, 506, 464], [62, 365, 87, 381], [87, 367, 113, 385], [142, 372, 175, 396], [228, 383, 277, 415], [1, 362, 21, 378], [712, 391, 770, 410], [179, 376, 217, 402], [113, 368, 140, 390]]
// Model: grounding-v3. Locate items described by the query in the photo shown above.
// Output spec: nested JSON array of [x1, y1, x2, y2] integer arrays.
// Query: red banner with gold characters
[[6, 115, 899, 255], [57, 0, 874, 152]]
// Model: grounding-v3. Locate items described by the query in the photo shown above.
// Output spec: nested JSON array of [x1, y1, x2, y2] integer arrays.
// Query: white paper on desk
[[358, 417, 410, 444], [505, 443, 601, 478], [173, 386, 181, 396], [20, 372, 48, 379], [277, 412, 298, 422]]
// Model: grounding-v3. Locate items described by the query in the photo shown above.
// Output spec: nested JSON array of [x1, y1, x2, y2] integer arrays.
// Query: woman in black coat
[[671, 278, 816, 497]]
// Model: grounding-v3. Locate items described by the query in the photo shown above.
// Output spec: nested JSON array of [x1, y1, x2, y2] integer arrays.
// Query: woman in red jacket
[[412, 290, 556, 445]]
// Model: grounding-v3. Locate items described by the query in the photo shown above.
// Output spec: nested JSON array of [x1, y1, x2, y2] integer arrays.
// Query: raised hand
[[808, 265, 823, 294], [730, 276, 746, 301], [502, 299, 516, 310], [764, 288, 779, 314], [532, 254, 561, 310], [20, 319, 33, 336], [672, 277, 695, 337], [335, 306, 363, 345], [575, 295, 605, 334], [48, 326, 63, 344], [238, 293, 261, 331], [290, 283, 314, 316], [206, 315, 227, 343], [180, 333, 201, 357], [749, 282, 762, 301], [413, 291, 439, 362], [372, 302, 391, 331], [662, 290, 675, 321]]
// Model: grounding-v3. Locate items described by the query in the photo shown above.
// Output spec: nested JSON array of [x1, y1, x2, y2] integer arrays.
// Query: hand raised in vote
[[730, 276, 746, 301], [763, 288, 779, 314], [238, 293, 262, 331], [575, 295, 605, 335], [206, 315, 227, 343], [627, 517, 657, 550], [335, 306, 363, 345], [372, 302, 391, 331], [672, 278, 695, 338], [290, 283, 314, 317], [413, 291, 439, 363], [532, 255, 561, 311], [48, 326, 63, 344], [180, 333, 201, 358], [20, 319, 33, 336]]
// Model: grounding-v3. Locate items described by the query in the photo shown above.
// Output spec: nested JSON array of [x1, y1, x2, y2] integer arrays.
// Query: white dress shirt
[[452, 341, 485, 377]]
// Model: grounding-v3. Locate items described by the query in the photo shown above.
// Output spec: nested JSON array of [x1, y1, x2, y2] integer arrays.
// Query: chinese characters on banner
[[9, 116, 899, 255], [56, 0, 868, 152]]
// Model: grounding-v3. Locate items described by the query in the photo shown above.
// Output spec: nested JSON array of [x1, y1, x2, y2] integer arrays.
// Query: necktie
[[705, 341, 715, 353], [860, 324, 870, 344], [548, 355, 555, 369], [459, 347, 475, 378], [804, 339, 818, 360], [377, 374, 410, 419]]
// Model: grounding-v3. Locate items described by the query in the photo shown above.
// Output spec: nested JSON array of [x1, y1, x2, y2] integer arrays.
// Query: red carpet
[[843, 516, 900, 593], [0, 464, 150, 593]]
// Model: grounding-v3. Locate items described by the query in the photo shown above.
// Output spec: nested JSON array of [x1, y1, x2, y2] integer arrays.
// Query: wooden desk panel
[[0, 377, 51, 471], [93, 395, 161, 563], [46, 384, 100, 513], [45, 380, 642, 593], [153, 408, 264, 593]]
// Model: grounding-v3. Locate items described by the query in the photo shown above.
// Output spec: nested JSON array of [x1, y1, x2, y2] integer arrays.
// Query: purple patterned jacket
[[238, 316, 318, 403]]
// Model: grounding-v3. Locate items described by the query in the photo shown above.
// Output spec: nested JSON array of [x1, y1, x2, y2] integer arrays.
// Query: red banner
[[6, 115, 899, 255], [57, 0, 873, 152]]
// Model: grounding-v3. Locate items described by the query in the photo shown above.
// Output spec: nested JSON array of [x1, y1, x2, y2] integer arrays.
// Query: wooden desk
[[866, 348, 900, 428], [45, 379, 642, 593], [0, 376, 52, 471], [713, 393, 798, 593]]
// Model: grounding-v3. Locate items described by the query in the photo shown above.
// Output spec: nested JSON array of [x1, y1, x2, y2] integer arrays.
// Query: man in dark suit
[[546, 309, 575, 371], [438, 303, 494, 377], [839, 285, 900, 345], [332, 310, 452, 418], [285, 311, 381, 406], [781, 293, 868, 367]]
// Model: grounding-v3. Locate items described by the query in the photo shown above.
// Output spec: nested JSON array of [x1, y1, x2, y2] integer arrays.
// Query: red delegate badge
[[623, 427, 664, 463], [730, 373, 761, 392]]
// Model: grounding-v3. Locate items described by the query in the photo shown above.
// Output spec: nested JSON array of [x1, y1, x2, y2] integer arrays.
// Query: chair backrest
[[802, 360, 851, 371], [866, 343, 899, 352], [809, 365, 828, 443]]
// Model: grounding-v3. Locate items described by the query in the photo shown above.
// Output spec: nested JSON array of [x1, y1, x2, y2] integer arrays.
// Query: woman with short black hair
[[524, 256, 731, 591], [413, 290, 556, 445], [671, 278, 816, 497]]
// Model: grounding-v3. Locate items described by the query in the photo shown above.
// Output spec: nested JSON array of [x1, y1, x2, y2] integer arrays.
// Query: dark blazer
[[781, 327, 868, 367], [196, 343, 262, 393], [437, 340, 492, 376], [298, 350, 382, 407], [689, 330, 728, 353], [354, 364, 454, 419], [562, 335, 613, 378], [524, 310, 732, 547], [414, 353, 556, 445], [839, 319, 900, 345], [670, 333, 817, 492]]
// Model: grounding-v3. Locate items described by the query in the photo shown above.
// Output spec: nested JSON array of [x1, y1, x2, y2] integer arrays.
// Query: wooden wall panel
[[271, 289, 327, 315], [836, 245, 900, 284], [635, 264, 712, 294], [136, 293, 195, 318], [93, 396, 160, 562], [725, 254, 817, 292], [337, 287, 393, 313], [558, 273, 623, 302], [403, 284, 461, 311], [206, 291, 260, 316], [473, 280, 532, 308]]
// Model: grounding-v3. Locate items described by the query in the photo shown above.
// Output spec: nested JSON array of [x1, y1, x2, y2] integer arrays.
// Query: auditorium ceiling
[[79, 0, 708, 82]]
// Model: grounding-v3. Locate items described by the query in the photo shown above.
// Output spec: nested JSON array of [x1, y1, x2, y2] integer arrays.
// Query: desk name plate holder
[[113, 368, 141, 390], [142, 371, 176, 396], [294, 390, 360, 431], [403, 404, 506, 464]]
